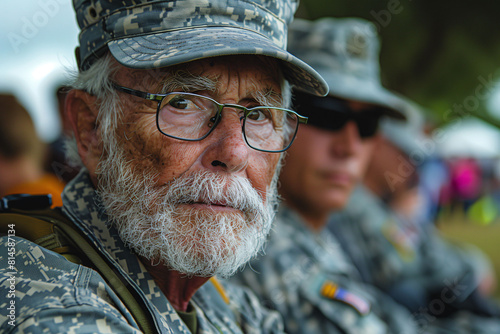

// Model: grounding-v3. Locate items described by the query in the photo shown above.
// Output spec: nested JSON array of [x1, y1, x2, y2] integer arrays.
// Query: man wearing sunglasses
[[231, 17, 420, 333], [0, 0, 329, 333], [330, 109, 500, 332]]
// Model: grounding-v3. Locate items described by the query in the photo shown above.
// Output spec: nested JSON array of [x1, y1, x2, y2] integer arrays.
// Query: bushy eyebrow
[[159, 70, 218, 93], [250, 86, 283, 108], [155, 67, 284, 109]]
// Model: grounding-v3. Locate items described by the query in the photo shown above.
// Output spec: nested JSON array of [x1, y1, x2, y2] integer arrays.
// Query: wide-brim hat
[[319, 71, 406, 120], [73, 0, 328, 96], [288, 17, 406, 118], [380, 100, 427, 156]]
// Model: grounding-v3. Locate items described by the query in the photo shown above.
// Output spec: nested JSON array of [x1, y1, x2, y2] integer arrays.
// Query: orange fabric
[[5, 173, 66, 207]]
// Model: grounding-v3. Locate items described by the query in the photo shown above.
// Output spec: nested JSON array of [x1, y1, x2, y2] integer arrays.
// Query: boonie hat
[[288, 17, 406, 118], [380, 101, 427, 156], [72, 0, 328, 96]]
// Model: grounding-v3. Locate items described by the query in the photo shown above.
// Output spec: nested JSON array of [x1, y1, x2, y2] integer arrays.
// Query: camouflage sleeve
[[9, 304, 141, 333], [421, 224, 492, 288], [232, 255, 411, 334], [0, 236, 140, 333], [222, 281, 285, 334]]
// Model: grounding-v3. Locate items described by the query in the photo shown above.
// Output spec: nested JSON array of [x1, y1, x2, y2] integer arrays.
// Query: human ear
[[65, 89, 102, 181]]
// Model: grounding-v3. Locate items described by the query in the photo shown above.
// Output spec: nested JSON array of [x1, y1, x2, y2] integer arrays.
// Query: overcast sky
[[0, 0, 79, 142]]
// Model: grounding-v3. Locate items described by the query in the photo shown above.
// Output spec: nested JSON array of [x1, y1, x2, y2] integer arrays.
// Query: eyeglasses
[[293, 93, 383, 138], [111, 83, 307, 153]]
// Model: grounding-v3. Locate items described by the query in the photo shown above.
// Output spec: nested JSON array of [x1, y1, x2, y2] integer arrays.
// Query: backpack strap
[[0, 194, 156, 334]]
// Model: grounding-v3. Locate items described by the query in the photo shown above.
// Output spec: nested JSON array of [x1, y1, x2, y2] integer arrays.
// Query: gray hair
[[65, 53, 121, 168]]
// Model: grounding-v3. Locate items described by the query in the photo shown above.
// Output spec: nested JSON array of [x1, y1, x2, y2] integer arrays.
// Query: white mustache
[[160, 171, 266, 214]]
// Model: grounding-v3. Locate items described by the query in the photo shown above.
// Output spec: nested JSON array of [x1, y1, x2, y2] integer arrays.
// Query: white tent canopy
[[434, 117, 500, 159]]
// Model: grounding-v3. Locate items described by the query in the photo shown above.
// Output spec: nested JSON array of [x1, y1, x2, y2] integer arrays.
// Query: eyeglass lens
[[157, 93, 298, 152]]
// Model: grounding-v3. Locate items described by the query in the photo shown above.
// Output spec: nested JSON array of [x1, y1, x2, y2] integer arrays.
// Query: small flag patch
[[320, 281, 371, 315]]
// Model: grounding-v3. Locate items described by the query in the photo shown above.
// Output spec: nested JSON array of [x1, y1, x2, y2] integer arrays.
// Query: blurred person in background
[[413, 143, 450, 224], [447, 157, 483, 212], [330, 105, 500, 330], [0, 93, 65, 206], [45, 85, 81, 183], [231, 17, 421, 334]]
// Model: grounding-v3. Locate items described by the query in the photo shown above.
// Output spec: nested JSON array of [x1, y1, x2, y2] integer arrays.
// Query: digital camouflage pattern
[[0, 169, 284, 333], [287, 17, 405, 118], [330, 185, 500, 333], [73, 0, 328, 96], [230, 205, 420, 334]]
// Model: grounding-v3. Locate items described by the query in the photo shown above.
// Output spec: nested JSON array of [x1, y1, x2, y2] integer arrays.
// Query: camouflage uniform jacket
[[329, 186, 489, 304], [230, 205, 419, 334], [329, 185, 500, 333], [0, 169, 284, 333]]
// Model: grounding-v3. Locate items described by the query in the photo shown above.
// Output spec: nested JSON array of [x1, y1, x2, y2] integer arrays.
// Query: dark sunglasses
[[293, 93, 384, 138]]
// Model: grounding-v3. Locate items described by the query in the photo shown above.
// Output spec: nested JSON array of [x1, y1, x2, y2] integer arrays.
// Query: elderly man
[[230, 17, 420, 333], [0, 0, 327, 333]]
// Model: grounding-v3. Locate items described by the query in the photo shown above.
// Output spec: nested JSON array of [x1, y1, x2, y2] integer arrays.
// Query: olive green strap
[[0, 211, 156, 334]]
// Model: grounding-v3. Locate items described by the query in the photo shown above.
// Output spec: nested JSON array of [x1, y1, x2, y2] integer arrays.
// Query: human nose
[[201, 108, 250, 173], [330, 120, 362, 157]]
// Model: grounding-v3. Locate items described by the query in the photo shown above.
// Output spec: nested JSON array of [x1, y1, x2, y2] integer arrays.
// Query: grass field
[[436, 209, 500, 301]]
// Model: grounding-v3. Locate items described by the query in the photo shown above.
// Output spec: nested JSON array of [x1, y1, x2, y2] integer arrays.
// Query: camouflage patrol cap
[[288, 17, 405, 118], [72, 0, 328, 96]]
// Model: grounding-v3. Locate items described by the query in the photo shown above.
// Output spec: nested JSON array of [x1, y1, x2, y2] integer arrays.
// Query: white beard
[[97, 145, 278, 278]]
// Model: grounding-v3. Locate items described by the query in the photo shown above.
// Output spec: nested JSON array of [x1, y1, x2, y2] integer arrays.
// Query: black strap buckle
[[0, 194, 53, 212]]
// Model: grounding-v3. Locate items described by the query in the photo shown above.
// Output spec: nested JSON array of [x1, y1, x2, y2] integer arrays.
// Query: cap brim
[[107, 26, 328, 97], [319, 71, 406, 120]]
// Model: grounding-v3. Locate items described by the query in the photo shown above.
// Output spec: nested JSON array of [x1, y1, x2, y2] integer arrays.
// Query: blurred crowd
[[0, 87, 79, 206]]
